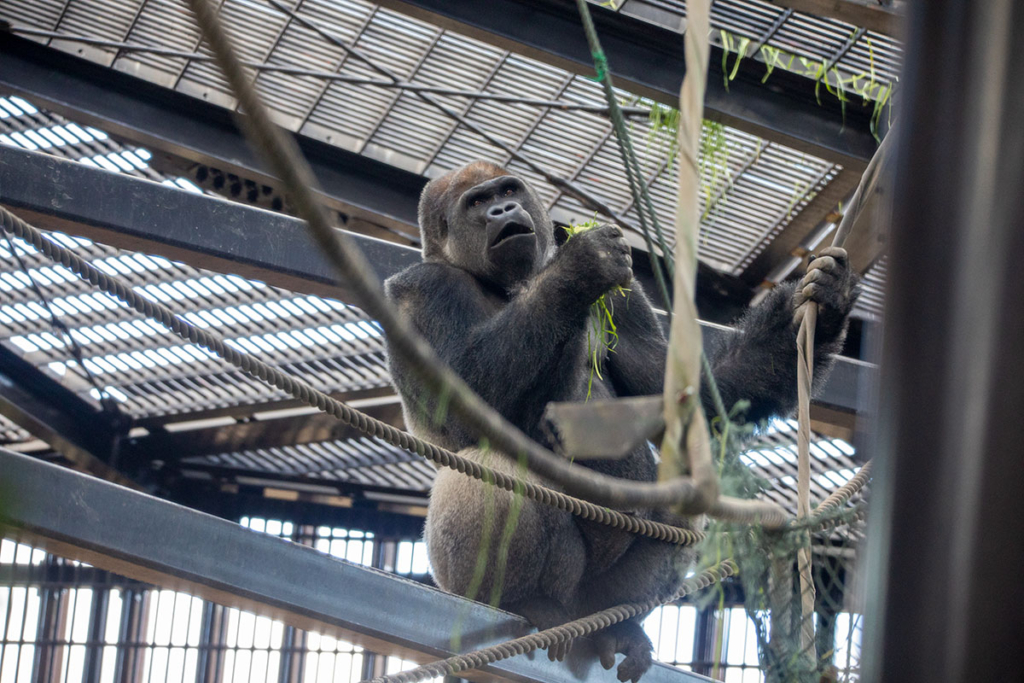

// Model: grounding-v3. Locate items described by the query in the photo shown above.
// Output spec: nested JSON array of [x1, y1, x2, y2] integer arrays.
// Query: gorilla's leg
[[514, 508, 586, 661], [506, 596, 574, 661], [576, 511, 697, 683]]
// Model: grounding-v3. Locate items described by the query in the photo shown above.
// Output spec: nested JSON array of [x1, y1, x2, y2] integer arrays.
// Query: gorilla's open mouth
[[490, 221, 535, 248]]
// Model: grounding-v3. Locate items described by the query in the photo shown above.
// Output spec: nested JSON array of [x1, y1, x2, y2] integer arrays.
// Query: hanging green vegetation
[[638, 101, 735, 235], [717, 28, 896, 142], [720, 30, 752, 91]]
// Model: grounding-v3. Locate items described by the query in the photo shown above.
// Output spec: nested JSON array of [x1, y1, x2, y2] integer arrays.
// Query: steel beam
[[0, 342, 128, 480], [375, 0, 879, 167], [0, 448, 713, 683], [0, 145, 422, 303], [0, 34, 425, 235], [862, 1, 1024, 681], [126, 399, 404, 464]]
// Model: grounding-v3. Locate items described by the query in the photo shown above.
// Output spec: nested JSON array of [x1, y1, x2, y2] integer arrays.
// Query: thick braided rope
[[813, 459, 872, 516], [811, 503, 867, 534], [0, 206, 703, 546], [367, 561, 738, 683]]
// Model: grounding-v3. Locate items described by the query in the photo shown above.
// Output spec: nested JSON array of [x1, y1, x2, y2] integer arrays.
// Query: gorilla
[[383, 161, 859, 681]]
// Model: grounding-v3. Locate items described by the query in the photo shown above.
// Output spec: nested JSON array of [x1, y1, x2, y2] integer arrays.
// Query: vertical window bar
[[82, 577, 111, 683]]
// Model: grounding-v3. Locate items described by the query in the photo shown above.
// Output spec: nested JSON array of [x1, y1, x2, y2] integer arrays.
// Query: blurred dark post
[[862, 1, 1024, 681]]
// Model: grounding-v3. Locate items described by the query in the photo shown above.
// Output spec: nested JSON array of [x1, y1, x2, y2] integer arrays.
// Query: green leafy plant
[[563, 219, 628, 400]]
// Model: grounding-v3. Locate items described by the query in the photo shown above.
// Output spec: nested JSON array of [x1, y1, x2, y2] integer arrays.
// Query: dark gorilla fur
[[383, 161, 859, 682]]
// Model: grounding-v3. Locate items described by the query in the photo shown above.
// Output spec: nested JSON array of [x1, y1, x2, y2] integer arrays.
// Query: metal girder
[[0, 34, 425, 235], [0, 142, 747, 322], [0, 342, 128, 481], [375, 0, 879, 168], [133, 386, 399, 427], [126, 399, 404, 464], [763, 0, 904, 37], [1, 448, 713, 683], [0, 144, 422, 303]]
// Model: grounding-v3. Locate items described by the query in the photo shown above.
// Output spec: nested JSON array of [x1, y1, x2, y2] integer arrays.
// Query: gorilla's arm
[[606, 250, 858, 425], [704, 277, 855, 424], [603, 282, 668, 398], [385, 261, 593, 444]]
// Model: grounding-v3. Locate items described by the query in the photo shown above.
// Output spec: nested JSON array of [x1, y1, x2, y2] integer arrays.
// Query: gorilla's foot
[[593, 621, 654, 683]]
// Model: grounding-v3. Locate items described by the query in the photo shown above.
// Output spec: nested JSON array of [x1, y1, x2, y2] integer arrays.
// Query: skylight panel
[[8, 336, 38, 353], [51, 126, 79, 144], [9, 96, 38, 114], [9, 132, 38, 150], [833, 439, 855, 455], [91, 155, 121, 173], [23, 130, 52, 149]]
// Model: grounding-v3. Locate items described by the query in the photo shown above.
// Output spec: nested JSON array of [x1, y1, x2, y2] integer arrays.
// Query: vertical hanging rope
[[794, 125, 895, 665], [795, 305, 818, 664], [659, 0, 718, 513]]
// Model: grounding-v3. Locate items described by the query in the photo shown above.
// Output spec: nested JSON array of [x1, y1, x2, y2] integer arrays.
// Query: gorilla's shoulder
[[384, 261, 476, 303]]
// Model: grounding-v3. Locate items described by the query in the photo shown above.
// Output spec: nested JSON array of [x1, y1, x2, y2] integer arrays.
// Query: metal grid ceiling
[[0, 94, 431, 489], [0, 0, 904, 275], [0, 97, 870, 506]]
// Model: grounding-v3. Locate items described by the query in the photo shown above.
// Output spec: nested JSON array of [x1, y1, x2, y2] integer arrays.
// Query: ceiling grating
[[0, 0, 904, 276]]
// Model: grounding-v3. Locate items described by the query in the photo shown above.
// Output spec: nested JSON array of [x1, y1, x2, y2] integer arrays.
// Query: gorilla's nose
[[487, 201, 520, 218]]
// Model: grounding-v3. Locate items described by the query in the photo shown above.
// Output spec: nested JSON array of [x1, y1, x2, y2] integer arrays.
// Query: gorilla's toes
[[616, 649, 652, 683], [593, 631, 618, 670], [546, 638, 571, 662]]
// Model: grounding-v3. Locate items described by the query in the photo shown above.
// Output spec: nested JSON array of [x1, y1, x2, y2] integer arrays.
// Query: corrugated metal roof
[[0, 0, 900, 275]]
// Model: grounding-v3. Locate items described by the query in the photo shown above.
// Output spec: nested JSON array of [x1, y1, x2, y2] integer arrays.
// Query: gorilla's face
[[450, 175, 540, 283], [419, 162, 555, 291]]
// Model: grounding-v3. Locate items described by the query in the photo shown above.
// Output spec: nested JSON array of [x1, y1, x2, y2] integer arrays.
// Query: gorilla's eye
[[503, 187, 515, 197], [471, 198, 483, 207]]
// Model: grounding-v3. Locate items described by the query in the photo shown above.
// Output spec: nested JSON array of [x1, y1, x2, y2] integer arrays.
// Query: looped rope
[[367, 561, 738, 683], [0, 205, 704, 547]]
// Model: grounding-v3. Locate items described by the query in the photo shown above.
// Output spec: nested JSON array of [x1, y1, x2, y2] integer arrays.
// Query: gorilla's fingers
[[802, 269, 824, 286], [818, 246, 849, 265], [802, 283, 821, 302], [616, 650, 652, 683], [792, 305, 806, 328], [807, 255, 837, 274]]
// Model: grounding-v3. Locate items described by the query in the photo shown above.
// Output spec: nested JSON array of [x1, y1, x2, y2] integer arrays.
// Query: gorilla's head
[[418, 161, 556, 290]]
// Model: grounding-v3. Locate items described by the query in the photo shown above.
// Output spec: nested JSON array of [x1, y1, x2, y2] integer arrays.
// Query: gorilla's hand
[[792, 246, 860, 340], [557, 224, 633, 304]]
